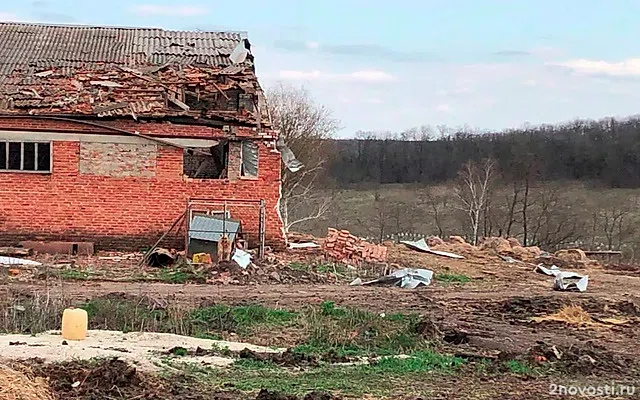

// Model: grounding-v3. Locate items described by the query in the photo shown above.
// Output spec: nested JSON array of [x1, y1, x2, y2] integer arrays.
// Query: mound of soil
[[528, 341, 635, 375], [239, 348, 343, 367]]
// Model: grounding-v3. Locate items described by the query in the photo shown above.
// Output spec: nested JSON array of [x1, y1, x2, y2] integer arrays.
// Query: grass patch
[[171, 351, 465, 397], [2, 293, 429, 360], [294, 301, 424, 358], [436, 273, 472, 283], [189, 304, 297, 336], [287, 262, 310, 272], [57, 269, 92, 280], [155, 267, 206, 284], [504, 360, 534, 375]]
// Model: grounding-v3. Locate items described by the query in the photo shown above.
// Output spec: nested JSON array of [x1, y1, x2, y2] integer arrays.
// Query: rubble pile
[[323, 228, 388, 264], [546, 248, 600, 269], [479, 237, 543, 262], [2, 64, 267, 126]]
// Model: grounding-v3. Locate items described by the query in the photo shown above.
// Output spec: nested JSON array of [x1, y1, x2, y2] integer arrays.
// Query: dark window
[[8, 143, 20, 169], [0, 141, 51, 172], [0, 142, 5, 170], [37, 142, 51, 172], [183, 141, 229, 179], [23, 142, 35, 170]]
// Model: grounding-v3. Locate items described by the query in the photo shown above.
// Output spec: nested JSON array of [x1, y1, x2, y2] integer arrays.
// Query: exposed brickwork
[[0, 117, 270, 139], [0, 120, 285, 250], [79, 142, 157, 178]]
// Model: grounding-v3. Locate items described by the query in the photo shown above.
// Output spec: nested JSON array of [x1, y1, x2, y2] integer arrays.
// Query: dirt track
[[5, 265, 639, 311]]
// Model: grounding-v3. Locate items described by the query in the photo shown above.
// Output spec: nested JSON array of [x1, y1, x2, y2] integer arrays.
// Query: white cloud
[[348, 70, 395, 82], [305, 41, 320, 49], [278, 69, 395, 83], [435, 103, 453, 113], [552, 58, 640, 76], [0, 12, 22, 21], [130, 4, 207, 17], [278, 70, 324, 80]]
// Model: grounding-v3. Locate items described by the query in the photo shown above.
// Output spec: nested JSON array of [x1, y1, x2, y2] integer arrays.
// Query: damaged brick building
[[0, 22, 286, 250]]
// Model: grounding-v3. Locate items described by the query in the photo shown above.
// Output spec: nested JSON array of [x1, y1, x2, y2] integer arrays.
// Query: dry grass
[[532, 305, 594, 325], [0, 364, 54, 400]]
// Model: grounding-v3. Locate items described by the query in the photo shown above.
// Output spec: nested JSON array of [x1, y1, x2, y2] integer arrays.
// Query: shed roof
[[0, 22, 250, 75]]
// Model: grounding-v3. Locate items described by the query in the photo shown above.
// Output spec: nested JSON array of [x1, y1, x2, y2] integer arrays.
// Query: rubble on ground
[[479, 237, 543, 263], [322, 228, 388, 264]]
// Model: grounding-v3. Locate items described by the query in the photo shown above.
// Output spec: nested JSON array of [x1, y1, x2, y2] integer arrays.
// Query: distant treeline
[[327, 116, 640, 188]]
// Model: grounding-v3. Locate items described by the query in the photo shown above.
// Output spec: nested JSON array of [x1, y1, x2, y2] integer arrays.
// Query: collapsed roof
[[0, 23, 270, 127]]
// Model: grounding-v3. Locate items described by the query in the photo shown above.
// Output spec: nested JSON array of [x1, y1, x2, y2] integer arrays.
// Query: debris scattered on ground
[[289, 242, 321, 249], [0, 364, 54, 400], [146, 248, 176, 268], [528, 341, 630, 374], [192, 253, 213, 264], [239, 348, 319, 367], [350, 268, 433, 289], [400, 238, 464, 259], [232, 248, 252, 269], [0, 246, 32, 257], [0, 256, 42, 266], [535, 265, 589, 292], [323, 228, 388, 264]]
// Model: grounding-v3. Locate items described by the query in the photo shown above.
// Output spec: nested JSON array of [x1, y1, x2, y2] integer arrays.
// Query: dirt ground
[[2, 239, 640, 398]]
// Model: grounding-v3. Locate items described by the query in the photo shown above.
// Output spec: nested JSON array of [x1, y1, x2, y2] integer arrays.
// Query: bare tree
[[455, 159, 496, 245], [266, 83, 340, 232]]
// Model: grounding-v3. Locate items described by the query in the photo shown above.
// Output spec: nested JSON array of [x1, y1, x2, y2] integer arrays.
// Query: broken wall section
[[80, 142, 157, 178], [0, 65, 270, 126]]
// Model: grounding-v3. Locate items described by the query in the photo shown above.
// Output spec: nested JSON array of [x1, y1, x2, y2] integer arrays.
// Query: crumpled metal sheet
[[401, 238, 464, 259], [350, 268, 433, 289], [241, 140, 259, 177], [535, 264, 589, 292], [276, 137, 304, 172], [0, 256, 41, 266]]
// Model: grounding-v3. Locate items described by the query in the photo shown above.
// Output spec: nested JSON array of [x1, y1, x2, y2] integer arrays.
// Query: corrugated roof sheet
[[0, 22, 248, 75], [189, 215, 241, 243]]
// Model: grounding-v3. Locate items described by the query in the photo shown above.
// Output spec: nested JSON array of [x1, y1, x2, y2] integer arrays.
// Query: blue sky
[[2, 0, 640, 137]]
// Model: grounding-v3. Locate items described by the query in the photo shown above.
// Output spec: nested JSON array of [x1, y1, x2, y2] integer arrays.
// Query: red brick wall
[[0, 118, 264, 139], [0, 118, 285, 250]]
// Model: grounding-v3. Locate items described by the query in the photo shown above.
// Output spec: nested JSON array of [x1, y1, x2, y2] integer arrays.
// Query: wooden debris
[[34, 70, 54, 77], [168, 96, 190, 111], [0, 247, 32, 257], [90, 80, 123, 88]]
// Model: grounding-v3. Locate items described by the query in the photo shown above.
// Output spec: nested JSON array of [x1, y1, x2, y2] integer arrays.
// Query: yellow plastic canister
[[61, 308, 88, 340]]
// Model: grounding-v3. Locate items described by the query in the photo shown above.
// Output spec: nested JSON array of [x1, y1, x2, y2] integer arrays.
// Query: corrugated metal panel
[[0, 22, 248, 75], [189, 215, 241, 243]]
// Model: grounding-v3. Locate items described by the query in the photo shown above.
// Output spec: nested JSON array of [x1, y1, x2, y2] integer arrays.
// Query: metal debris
[[276, 137, 304, 172], [535, 265, 589, 292], [0, 256, 42, 266], [401, 238, 464, 259], [350, 268, 434, 289]]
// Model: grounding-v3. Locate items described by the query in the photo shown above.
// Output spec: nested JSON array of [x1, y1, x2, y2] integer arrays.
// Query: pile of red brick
[[323, 228, 388, 264]]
